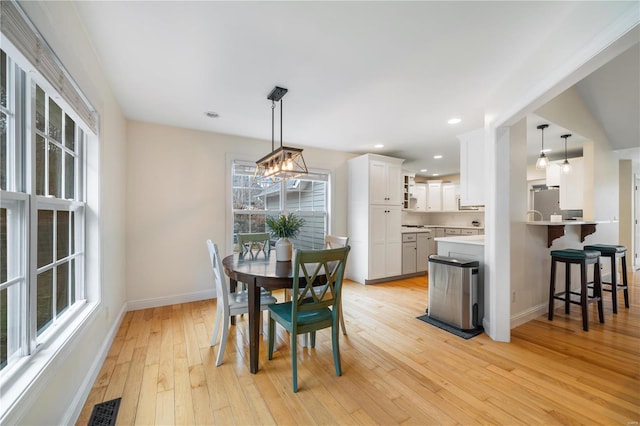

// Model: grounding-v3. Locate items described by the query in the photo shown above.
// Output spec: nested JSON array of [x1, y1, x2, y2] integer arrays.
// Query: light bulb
[[536, 154, 549, 169], [561, 160, 571, 174]]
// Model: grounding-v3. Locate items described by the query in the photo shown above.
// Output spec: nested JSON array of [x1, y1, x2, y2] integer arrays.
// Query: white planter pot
[[275, 237, 293, 261]]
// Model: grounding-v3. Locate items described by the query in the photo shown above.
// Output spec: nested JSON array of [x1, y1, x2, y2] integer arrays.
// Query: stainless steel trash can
[[428, 255, 481, 330]]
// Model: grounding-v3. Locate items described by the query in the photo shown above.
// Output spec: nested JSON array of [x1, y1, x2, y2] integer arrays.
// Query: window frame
[[230, 159, 331, 251], [0, 45, 88, 379]]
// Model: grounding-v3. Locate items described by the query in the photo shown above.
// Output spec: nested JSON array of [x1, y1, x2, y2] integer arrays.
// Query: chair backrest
[[206, 240, 230, 310], [324, 235, 349, 249], [237, 232, 271, 257], [292, 246, 350, 317]]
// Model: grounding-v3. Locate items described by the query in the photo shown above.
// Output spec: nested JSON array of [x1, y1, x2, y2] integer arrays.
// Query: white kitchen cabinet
[[414, 183, 427, 212], [401, 232, 428, 274], [402, 173, 416, 210], [559, 156, 584, 210], [347, 153, 404, 284], [546, 163, 561, 187], [371, 158, 403, 205], [546, 157, 584, 210], [427, 181, 443, 211], [458, 128, 485, 206], [442, 183, 459, 211], [370, 205, 402, 279], [417, 233, 429, 272]]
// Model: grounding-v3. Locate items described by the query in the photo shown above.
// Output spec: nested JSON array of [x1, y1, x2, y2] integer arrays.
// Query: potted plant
[[265, 213, 305, 261]]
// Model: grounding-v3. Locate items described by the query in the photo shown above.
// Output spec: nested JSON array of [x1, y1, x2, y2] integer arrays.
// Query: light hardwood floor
[[77, 272, 639, 425]]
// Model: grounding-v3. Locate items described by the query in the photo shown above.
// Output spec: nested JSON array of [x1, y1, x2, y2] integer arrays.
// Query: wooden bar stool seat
[[548, 249, 604, 331], [583, 244, 629, 314]]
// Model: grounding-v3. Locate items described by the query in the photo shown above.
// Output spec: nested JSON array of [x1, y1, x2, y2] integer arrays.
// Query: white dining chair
[[206, 240, 277, 366]]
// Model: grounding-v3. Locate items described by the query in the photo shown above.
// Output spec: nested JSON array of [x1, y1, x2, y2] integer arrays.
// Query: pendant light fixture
[[535, 124, 549, 169], [254, 86, 308, 181], [560, 133, 571, 174]]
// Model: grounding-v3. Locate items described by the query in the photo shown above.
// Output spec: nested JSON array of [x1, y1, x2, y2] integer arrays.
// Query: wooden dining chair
[[289, 234, 350, 342], [206, 240, 277, 366], [237, 232, 271, 257], [267, 245, 350, 392]]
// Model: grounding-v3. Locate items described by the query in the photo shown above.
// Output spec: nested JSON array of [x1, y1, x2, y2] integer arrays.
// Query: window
[[0, 47, 86, 373], [231, 160, 329, 250]]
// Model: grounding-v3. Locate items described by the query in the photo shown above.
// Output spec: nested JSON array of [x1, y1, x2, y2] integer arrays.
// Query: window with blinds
[[231, 161, 329, 250]]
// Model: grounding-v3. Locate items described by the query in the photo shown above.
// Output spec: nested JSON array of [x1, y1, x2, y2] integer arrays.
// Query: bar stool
[[548, 249, 604, 331], [583, 244, 629, 314]]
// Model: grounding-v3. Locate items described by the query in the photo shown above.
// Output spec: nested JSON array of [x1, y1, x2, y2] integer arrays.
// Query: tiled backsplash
[[402, 211, 485, 228]]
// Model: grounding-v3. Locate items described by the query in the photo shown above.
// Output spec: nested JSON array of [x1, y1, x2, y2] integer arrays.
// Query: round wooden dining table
[[222, 252, 298, 374]]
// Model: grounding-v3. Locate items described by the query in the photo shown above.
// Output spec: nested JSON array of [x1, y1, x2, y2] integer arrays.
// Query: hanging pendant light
[[560, 133, 571, 174], [254, 86, 308, 181], [535, 124, 549, 169]]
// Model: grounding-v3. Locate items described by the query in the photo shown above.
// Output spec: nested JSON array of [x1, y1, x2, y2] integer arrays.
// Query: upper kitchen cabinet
[[414, 183, 427, 212], [545, 157, 584, 210], [370, 156, 403, 205], [458, 128, 485, 206], [426, 181, 443, 211], [402, 172, 417, 210], [442, 182, 459, 211]]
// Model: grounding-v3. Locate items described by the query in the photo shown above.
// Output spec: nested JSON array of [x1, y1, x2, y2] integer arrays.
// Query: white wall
[[12, 1, 128, 424], [125, 121, 356, 308]]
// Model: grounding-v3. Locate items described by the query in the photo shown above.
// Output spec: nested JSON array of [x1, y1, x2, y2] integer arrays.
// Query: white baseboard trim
[[126, 289, 216, 311], [511, 303, 548, 328], [64, 304, 127, 425]]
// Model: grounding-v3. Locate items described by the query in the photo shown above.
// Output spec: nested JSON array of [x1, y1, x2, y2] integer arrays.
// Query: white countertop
[[434, 235, 485, 245], [527, 220, 606, 226], [401, 225, 484, 233]]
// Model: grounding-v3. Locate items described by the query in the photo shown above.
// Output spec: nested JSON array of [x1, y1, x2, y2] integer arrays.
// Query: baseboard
[[127, 289, 216, 311], [63, 304, 127, 425], [511, 303, 548, 328]]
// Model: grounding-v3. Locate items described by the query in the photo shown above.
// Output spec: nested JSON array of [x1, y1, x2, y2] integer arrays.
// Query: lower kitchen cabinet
[[401, 232, 428, 274]]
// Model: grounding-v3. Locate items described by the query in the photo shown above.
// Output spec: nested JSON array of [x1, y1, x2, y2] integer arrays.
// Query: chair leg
[[310, 331, 316, 348], [215, 314, 230, 366], [339, 306, 347, 336], [211, 306, 222, 347], [580, 262, 589, 332], [267, 316, 275, 360], [610, 254, 618, 314], [332, 324, 342, 377], [621, 255, 630, 308], [595, 260, 604, 324], [565, 263, 571, 314], [548, 258, 557, 321], [291, 331, 298, 392]]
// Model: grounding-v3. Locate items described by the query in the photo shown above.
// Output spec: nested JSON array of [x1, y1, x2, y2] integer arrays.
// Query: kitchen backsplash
[[402, 211, 485, 227]]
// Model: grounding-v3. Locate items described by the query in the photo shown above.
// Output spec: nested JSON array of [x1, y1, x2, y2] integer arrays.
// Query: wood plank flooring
[[77, 272, 640, 425]]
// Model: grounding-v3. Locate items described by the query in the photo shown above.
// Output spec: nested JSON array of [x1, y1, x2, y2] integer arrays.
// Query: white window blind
[[0, 1, 98, 134]]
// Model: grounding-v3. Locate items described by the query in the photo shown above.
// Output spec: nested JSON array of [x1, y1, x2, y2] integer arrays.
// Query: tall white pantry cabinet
[[347, 154, 404, 284]]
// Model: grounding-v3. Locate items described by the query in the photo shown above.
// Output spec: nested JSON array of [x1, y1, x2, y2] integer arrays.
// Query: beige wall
[[509, 87, 620, 327], [125, 121, 356, 307]]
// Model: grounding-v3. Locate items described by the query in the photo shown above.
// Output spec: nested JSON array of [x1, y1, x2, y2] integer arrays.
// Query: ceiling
[[72, 1, 639, 176]]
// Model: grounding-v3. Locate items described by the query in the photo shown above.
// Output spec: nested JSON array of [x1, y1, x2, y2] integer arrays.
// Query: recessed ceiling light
[[447, 117, 461, 124], [205, 111, 219, 118], [432, 173, 440, 176], [374, 144, 384, 149], [542, 148, 552, 153], [420, 169, 427, 172], [433, 155, 443, 159]]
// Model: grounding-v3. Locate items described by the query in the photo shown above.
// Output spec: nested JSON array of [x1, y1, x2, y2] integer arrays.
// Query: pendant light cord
[[271, 100, 275, 152]]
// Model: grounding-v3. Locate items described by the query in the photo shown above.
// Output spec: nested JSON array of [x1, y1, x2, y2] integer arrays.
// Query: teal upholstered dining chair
[[267, 245, 350, 392]]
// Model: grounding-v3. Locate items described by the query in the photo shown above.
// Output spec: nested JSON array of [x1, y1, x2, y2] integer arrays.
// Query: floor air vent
[[88, 397, 121, 426]]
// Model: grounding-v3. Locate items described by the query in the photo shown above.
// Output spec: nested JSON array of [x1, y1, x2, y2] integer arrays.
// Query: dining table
[[222, 251, 326, 374]]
